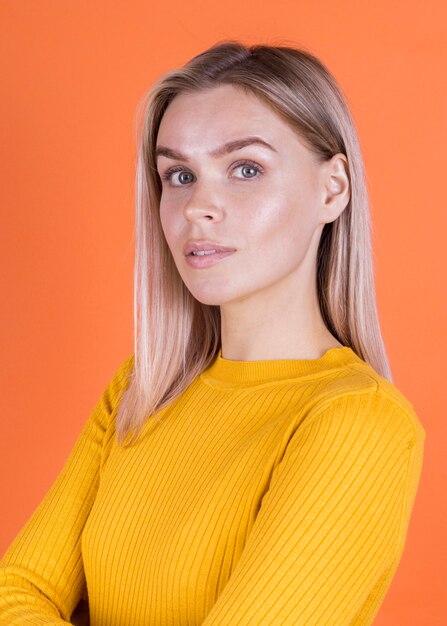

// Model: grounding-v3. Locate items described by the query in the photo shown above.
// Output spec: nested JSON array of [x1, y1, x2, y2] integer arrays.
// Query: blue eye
[[159, 160, 263, 187], [159, 167, 192, 185], [159, 167, 190, 186], [175, 170, 193, 184], [234, 163, 260, 179]]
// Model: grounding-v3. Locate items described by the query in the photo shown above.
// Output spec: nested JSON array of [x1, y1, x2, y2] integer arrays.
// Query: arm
[[201, 389, 425, 625], [0, 354, 134, 625]]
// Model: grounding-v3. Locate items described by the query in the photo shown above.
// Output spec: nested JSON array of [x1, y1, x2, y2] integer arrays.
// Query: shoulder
[[93, 353, 135, 460], [118, 352, 135, 380], [302, 359, 426, 448], [97, 352, 135, 421], [108, 352, 135, 395]]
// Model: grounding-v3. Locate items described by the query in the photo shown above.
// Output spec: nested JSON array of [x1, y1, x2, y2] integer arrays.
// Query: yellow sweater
[[0, 346, 425, 625]]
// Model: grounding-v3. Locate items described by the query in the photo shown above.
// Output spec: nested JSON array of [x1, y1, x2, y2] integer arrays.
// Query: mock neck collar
[[200, 345, 364, 388]]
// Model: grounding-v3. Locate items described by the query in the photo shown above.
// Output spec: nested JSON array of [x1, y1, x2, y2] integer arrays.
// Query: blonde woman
[[0, 41, 425, 625]]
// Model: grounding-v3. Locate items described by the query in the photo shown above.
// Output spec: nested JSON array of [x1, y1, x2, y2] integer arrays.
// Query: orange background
[[0, 1, 445, 623]]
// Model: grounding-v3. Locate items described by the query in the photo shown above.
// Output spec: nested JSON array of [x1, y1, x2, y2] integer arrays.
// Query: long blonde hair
[[116, 39, 392, 447]]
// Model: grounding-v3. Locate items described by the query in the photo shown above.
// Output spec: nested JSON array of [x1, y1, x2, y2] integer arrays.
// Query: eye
[[232, 160, 263, 180], [159, 166, 193, 186], [159, 159, 264, 188]]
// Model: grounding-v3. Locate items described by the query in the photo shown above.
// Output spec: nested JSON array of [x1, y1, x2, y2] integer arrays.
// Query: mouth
[[185, 249, 236, 269], [183, 240, 236, 256], [187, 249, 225, 256]]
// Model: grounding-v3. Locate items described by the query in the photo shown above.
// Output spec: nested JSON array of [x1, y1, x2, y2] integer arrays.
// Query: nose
[[183, 179, 223, 223]]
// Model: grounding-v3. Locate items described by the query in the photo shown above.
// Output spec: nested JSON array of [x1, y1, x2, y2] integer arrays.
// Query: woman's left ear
[[319, 153, 351, 224]]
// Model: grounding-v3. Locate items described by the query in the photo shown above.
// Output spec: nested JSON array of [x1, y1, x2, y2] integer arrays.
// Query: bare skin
[[156, 84, 350, 361]]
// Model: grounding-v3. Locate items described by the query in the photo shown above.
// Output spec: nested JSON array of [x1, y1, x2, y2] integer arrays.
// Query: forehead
[[156, 84, 294, 145]]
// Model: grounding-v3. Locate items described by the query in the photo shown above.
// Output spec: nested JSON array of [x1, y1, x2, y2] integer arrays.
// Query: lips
[[185, 248, 236, 269], [183, 240, 236, 256]]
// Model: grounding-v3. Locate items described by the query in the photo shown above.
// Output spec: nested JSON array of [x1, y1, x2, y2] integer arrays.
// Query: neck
[[219, 272, 340, 361]]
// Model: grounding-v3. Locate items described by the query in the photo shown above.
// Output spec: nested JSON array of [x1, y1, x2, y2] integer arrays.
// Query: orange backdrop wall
[[1, 2, 445, 624]]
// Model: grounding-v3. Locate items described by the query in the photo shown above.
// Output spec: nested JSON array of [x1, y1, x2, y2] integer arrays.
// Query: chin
[[189, 291, 228, 307], [182, 281, 234, 306], [189, 284, 257, 308]]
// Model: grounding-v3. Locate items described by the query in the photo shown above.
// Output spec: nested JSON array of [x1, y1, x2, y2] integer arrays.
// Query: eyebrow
[[155, 136, 277, 162]]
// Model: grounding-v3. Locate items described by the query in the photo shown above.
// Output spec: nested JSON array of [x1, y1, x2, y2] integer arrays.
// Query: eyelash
[[159, 159, 264, 186]]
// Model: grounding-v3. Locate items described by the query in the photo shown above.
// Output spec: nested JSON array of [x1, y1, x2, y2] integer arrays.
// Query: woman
[[0, 40, 425, 625]]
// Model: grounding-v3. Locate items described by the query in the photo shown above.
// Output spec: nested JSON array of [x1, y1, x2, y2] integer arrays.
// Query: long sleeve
[[201, 389, 425, 626], [0, 354, 134, 625]]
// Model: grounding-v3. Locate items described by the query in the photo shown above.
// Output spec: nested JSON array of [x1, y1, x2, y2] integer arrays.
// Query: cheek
[[244, 194, 315, 272], [243, 192, 299, 251], [158, 202, 178, 250]]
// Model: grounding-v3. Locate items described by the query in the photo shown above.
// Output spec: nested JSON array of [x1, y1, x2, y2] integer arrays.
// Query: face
[[156, 84, 336, 307]]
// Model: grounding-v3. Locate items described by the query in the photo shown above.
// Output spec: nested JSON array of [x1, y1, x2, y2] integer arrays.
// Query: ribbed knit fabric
[[0, 346, 425, 625]]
